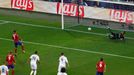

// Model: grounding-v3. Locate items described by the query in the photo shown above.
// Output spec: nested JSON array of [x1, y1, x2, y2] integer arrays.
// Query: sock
[[6, 71, 8, 75], [15, 48, 17, 53], [12, 70, 14, 75], [22, 45, 25, 52], [34, 70, 37, 75], [30, 70, 34, 75]]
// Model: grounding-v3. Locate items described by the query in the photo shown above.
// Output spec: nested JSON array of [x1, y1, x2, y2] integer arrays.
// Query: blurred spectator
[[41, 0, 134, 11]]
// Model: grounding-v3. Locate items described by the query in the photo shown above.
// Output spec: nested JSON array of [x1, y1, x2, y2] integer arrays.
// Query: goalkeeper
[[108, 28, 125, 40]]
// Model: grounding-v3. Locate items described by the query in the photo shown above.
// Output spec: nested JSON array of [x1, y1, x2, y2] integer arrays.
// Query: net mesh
[[64, 15, 134, 32]]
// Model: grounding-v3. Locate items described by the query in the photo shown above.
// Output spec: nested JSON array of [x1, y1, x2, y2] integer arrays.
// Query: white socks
[[30, 70, 34, 75], [34, 70, 37, 75], [30, 70, 37, 75]]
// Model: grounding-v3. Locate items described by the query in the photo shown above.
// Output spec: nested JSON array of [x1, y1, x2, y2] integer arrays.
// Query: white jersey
[[0, 65, 8, 75], [57, 72, 67, 75], [59, 55, 68, 68], [30, 54, 40, 64]]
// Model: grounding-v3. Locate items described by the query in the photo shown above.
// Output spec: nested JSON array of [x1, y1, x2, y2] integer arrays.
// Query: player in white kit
[[29, 51, 40, 75], [58, 53, 69, 73], [0, 64, 9, 75]]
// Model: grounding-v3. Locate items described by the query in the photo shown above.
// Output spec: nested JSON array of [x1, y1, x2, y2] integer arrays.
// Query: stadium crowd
[[85, 0, 134, 11], [43, 0, 134, 11]]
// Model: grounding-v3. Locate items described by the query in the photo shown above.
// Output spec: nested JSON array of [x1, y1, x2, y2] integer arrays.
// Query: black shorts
[[96, 71, 103, 75], [14, 41, 22, 48]]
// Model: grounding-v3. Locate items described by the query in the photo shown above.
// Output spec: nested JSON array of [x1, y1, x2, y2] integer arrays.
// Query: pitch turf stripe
[[0, 19, 134, 40], [0, 37, 134, 60]]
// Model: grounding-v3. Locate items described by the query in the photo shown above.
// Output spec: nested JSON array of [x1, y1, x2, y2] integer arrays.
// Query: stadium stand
[[85, 0, 134, 11], [43, 0, 134, 11]]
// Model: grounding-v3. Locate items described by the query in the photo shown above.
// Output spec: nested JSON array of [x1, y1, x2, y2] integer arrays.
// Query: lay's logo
[[11, 0, 34, 11], [57, 3, 84, 18]]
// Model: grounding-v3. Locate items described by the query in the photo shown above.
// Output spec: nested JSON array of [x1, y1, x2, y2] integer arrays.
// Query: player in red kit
[[12, 30, 25, 54], [6, 52, 15, 75], [96, 58, 106, 75]]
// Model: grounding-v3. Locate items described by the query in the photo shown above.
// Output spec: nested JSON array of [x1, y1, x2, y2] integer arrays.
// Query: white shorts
[[30, 63, 37, 70], [58, 64, 66, 72], [1, 73, 7, 75]]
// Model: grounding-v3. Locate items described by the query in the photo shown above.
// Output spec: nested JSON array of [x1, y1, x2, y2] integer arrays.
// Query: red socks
[[12, 70, 14, 75]]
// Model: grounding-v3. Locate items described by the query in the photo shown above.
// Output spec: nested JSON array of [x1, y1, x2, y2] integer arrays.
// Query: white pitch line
[[0, 37, 134, 60], [0, 21, 9, 25], [0, 19, 134, 40]]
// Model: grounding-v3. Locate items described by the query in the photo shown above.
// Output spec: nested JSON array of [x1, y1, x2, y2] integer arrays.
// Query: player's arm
[[96, 65, 98, 70], [104, 64, 106, 72], [66, 62, 69, 67], [66, 60, 69, 67], [0, 66, 1, 74], [27, 58, 31, 64], [17, 34, 23, 41], [96, 65, 97, 69], [6, 56, 8, 65], [37, 60, 40, 64], [66, 58, 69, 67], [12, 56, 16, 64], [27, 56, 32, 64], [19, 37, 22, 41], [37, 56, 40, 64], [12, 35, 14, 40]]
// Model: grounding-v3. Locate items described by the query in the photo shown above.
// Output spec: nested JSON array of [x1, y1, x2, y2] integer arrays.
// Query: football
[[88, 27, 91, 30]]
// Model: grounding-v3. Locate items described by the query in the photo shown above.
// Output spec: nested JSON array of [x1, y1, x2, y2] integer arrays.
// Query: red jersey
[[6, 54, 15, 65], [96, 61, 106, 72], [12, 33, 19, 43]]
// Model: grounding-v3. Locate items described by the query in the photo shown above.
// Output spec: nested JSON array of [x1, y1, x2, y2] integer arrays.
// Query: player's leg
[[34, 69, 37, 75], [96, 71, 99, 75], [6, 71, 8, 75], [30, 70, 34, 75], [33, 64, 37, 75], [100, 72, 103, 75], [30, 64, 34, 75], [18, 41, 25, 53], [11, 65, 15, 75], [12, 69, 15, 75], [58, 65, 61, 72], [30, 64, 37, 75], [21, 44, 25, 53], [14, 42, 18, 54]]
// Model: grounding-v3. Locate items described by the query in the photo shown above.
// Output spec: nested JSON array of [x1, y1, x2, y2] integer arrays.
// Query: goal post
[[61, 0, 82, 30], [61, 0, 64, 30]]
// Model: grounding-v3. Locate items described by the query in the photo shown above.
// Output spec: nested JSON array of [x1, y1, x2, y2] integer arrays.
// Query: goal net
[[61, 1, 134, 32]]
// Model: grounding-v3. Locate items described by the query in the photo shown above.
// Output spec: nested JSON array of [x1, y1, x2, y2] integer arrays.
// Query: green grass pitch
[[0, 13, 134, 75]]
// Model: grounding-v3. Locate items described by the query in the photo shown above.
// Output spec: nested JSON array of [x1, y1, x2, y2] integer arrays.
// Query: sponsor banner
[[0, 0, 134, 24], [11, 0, 34, 11], [0, 0, 57, 13], [57, 3, 84, 18], [110, 9, 134, 24], [0, 0, 11, 8], [84, 7, 110, 20], [33, 1, 57, 14], [84, 6, 134, 24]]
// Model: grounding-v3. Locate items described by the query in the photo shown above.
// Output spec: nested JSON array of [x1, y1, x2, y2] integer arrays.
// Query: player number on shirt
[[2, 67, 5, 73], [32, 56, 36, 61], [8, 55, 11, 61], [99, 63, 102, 68]]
